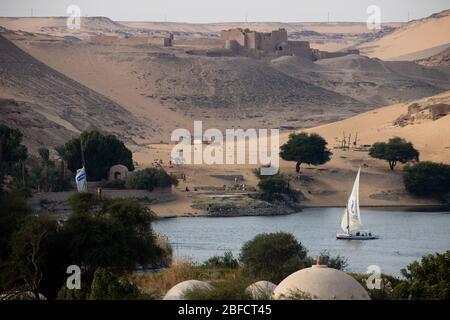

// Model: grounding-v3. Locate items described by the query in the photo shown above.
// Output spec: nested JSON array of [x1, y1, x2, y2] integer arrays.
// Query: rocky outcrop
[[205, 198, 301, 217], [394, 102, 450, 126]]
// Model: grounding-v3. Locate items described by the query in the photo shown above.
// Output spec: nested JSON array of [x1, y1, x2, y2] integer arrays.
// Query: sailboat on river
[[336, 168, 379, 240]]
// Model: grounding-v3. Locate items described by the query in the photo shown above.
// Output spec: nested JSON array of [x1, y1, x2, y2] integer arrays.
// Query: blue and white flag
[[75, 166, 88, 192]]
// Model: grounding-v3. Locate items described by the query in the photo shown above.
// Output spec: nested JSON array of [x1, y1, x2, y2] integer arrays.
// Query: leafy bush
[[369, 137, 419, 170], [257, 176, 286, 194], [67, 192, 109, 216], [202, 251, 239, 269], [403, 161, 450, 197], [393, 250, 450, 300], [62, 197, 164, 275], [0, 125, 28, 190], [89, 268, 147, 300], [125, 168, 178, 191], [239, 232, 309, 283], [58, 267, 149, 300], [351, 273, 402, 300]]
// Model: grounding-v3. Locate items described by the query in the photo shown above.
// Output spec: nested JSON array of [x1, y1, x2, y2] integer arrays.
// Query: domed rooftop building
[[163, 280, 212, 300], [273, 261, 370, 300], [246, 281, 277, 300]]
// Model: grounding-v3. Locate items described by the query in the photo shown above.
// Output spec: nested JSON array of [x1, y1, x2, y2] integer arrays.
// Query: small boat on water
[[336, 168, 379, 240]]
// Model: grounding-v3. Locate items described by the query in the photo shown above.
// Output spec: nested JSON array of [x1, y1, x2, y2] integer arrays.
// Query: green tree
[[239, 232, 309, 283], [8, 216, 59, 300], [403, 161, 450, 197], [369, 137, 419, 170], [26, 155, 70, 192], [62, 196, 164, 276], [393, 250, 450, 300], [67, 192, 109, 216], [62, 131, 134, 181], [280, 132, 332, 173], [125, 167, 178, 191], [0, 125, 28, 189]]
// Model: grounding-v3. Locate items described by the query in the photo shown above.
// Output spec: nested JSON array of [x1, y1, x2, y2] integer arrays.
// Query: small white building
[[108, 164, 130, 181]]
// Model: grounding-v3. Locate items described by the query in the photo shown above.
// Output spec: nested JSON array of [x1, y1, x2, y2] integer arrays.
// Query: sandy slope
[[357, 10, 450, 61], [305, 91, 450, 163], [271, 54, 450, 106], [0, 34, 148, 151], [5, 32, 373, 138]]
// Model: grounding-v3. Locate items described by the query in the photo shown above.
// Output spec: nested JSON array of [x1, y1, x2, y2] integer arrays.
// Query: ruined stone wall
[[285, 41, 312, 58], [221, 29, 246, 47], [220, 28, 313, 59], [246, 31, 258, 50]]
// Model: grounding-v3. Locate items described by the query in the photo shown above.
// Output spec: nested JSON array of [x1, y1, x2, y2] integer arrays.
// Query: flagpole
[[80, 136, 85, 168]]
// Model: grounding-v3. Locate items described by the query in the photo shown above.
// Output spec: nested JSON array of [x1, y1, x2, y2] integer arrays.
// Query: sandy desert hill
[[0, 34, 149, 151], [2, 26, 450, 151], [357, 9, 450, 61], [1, 30, 371, 135], [271, 54, 450, 106]]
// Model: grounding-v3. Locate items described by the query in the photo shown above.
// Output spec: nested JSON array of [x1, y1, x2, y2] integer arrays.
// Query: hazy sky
[[1, 0, 449, 23]]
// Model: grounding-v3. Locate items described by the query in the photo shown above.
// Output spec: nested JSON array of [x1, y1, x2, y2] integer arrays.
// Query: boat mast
[[346, 208, 350, 234]]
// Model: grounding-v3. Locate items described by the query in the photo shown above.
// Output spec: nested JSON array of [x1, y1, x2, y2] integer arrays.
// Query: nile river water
[[153, 208, 450, 276]]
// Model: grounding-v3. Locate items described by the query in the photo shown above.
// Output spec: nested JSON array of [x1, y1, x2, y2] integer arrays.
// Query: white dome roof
[[163, 280, 212, 300], [246, 281, 277, 299], [273, 265, 370, 300]]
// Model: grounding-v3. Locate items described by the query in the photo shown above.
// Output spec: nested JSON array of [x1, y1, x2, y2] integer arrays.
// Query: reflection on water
[[153, 208, 450, 276]]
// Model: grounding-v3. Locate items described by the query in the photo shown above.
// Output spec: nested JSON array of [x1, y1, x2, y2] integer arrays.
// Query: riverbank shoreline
[[155, 203, 449, 219]]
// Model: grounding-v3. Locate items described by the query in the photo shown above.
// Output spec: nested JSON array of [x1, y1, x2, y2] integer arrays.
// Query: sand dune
[[357, 9, 450, 61], [0, 34, 148, 151], [304, 90, 450, 163]]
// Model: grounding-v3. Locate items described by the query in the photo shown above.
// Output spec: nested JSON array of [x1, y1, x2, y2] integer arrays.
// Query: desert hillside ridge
[[3, 28, 450, 153], [356, 9, 450, 61]]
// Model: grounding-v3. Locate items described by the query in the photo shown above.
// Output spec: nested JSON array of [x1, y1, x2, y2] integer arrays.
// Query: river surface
[[153, 208, 450, 276]]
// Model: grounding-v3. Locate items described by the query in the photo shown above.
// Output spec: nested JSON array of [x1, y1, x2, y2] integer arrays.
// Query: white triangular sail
[[75, 166, 88, 192], [341, 168, 363, 232]]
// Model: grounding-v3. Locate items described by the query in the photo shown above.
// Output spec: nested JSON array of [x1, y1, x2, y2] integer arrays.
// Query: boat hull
[[336, 233, 379, 240]]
